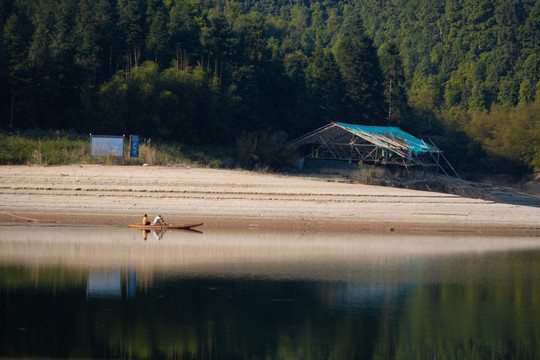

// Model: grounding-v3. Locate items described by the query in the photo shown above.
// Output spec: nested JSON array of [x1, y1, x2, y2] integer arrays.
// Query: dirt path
[[1, 165, 540, 235]]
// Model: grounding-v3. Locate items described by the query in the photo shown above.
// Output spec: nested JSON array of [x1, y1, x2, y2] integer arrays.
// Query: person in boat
[[142, 214, 150, 225], [152, 215, 167, 226]]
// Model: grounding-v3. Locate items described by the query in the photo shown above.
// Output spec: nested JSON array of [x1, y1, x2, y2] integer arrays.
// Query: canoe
[[128, 223, 203, 230]]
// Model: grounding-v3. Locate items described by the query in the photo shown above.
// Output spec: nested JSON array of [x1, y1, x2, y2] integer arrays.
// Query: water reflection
[[87, 268, 122, 298], [142, 229, 164, 241], [0, 225, 539, 359]]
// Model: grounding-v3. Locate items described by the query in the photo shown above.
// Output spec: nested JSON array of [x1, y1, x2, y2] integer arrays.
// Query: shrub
[[236, 130, 297, 170]]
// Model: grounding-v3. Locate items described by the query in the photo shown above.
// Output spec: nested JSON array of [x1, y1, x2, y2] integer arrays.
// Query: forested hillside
[[1, 0, 539, 174]]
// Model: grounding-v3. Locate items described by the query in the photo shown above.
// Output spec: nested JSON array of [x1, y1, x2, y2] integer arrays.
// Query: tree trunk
[[10, 86, 14, 129], [387, 78, 393, 125]]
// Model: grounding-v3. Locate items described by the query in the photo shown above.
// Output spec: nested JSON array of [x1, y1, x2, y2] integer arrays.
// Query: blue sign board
[[130, 135, 140, 158], [90, 135, 124, 157]]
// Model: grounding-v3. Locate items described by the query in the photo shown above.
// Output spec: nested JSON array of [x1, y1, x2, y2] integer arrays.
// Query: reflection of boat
[[129, 223, 203, 230]]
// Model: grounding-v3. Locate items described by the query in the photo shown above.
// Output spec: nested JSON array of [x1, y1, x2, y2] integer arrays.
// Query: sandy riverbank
[[1, 165, 540, 235]]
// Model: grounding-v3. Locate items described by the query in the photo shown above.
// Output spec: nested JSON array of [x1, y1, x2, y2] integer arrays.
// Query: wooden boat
[[128, 223, 203, 231]]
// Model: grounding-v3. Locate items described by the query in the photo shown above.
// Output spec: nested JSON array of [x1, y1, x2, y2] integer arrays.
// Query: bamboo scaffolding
[[292, 122, 444, 173]]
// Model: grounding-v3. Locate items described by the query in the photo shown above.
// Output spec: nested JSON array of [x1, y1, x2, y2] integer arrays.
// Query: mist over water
[[1, 225, 539, 359]]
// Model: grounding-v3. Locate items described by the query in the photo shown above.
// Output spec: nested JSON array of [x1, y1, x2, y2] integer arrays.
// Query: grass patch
[[0, 130, 249, 169], [0, 131, 88, 165]]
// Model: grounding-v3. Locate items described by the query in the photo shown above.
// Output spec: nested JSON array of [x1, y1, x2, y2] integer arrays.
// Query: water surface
[[0, 225, 539, 359]]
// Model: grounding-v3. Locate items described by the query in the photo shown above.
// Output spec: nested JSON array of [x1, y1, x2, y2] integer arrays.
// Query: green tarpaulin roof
[[334, 122, 436, 155]]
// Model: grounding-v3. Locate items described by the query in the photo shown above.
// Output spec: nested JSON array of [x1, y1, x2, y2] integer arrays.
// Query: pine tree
[[118, 0, 146, 70], [378, 40, 409, 127], [306, 46, 346, 125], [336, 13, 386, 125], [169, 0, 200, 70], [75, 0, 117, 85], [3, 11, 31, 128], [146, 6, 168, 65], [201, 13, 235, 80]]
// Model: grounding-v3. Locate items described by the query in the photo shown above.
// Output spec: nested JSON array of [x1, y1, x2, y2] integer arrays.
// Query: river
[[1, 225, 539, 359]]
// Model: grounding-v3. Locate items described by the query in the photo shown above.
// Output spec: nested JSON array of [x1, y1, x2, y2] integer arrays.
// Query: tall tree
[[169, 0, 200, 70], [25, 1, 56, 128], [336, 13, 386, 125], [48, 0, 81, 128], [75, 0, 101, 84], [118, 0, 146, 70], [305, 46, 346, 126], [75, 0, 118, 84], [378, 40, 409, 127], [2, 11, 32, 128], [146, 8, 168, 65], [145, 0, 169, 66], [201, 12, 235, 80], [236, 12, 268, 65]]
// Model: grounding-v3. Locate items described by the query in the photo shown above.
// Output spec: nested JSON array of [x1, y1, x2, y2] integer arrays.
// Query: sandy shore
[[1, 165, 540, 235]]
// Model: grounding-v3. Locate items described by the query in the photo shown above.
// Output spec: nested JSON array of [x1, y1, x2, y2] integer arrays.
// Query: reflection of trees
[[1, 253, 539, 359], [373, 252, 540, 359]]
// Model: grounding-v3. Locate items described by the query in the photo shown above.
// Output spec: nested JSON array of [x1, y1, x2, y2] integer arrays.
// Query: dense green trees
[[0, 0, 539, 174], [98, 61, 239, 144]]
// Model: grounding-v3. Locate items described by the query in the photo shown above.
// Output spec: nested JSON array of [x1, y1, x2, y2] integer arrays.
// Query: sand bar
[[1, 165, 540, 235]]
